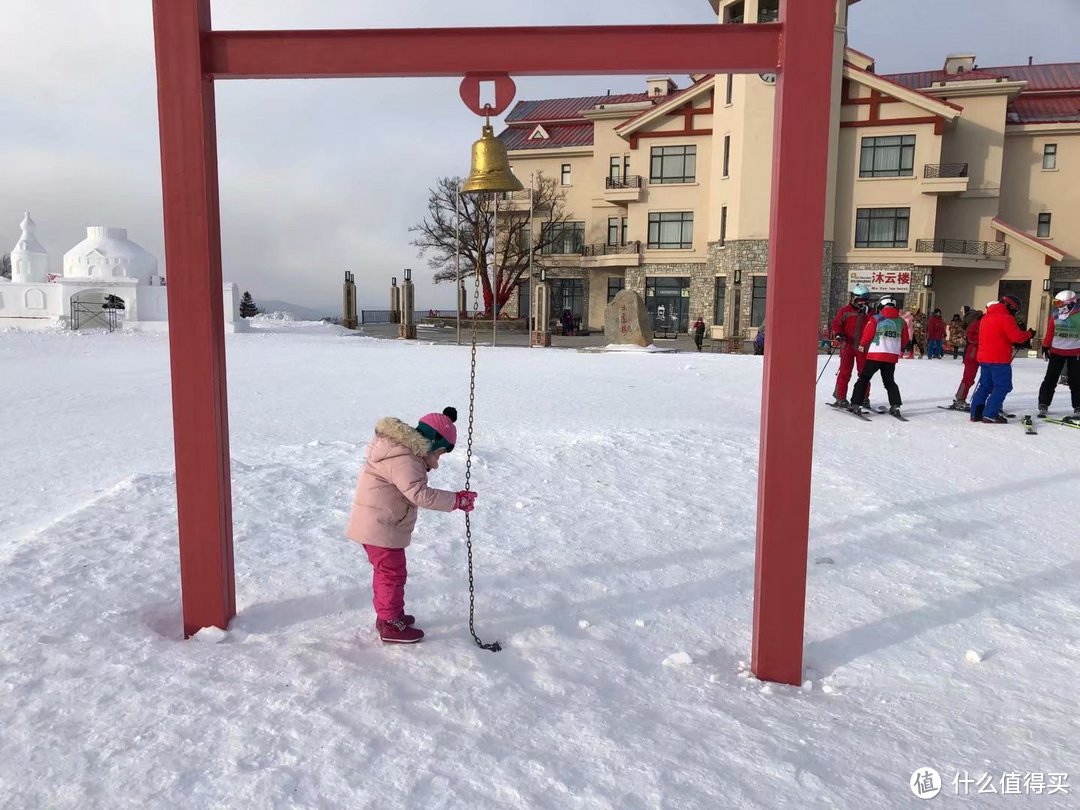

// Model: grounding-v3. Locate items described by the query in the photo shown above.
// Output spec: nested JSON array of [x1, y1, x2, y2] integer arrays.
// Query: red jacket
[[831, 303, 873, 344], [976, 303, 1033, 364], [927, 315, 946, 340], [965, 318, 981, 346], [859, 306, 910, 363]]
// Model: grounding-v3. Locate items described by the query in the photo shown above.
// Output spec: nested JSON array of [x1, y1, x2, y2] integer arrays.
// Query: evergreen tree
[[239, 291, 259, 318], [0, 254, 10, 280]]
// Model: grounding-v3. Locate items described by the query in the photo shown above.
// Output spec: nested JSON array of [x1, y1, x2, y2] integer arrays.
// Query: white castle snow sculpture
[[0, 213, 246, 332]]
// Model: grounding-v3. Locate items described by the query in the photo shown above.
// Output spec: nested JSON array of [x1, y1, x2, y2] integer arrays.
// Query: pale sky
[[2, 0, 1076, 314]]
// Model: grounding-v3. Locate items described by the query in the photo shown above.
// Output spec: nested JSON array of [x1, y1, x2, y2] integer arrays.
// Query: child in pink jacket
[[346, 407, 477, 644]]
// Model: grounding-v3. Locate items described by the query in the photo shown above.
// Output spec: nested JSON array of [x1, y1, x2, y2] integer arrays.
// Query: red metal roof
[[505, 93, 652, 124], [883, 62, 1080, 126], [499, 123, 595, 151], [884, 63, 1080, 92], [1007, 95, 1080, 124]]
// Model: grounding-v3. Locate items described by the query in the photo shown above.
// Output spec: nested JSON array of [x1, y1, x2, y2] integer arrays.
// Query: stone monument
[[604, 289, 653, 347]]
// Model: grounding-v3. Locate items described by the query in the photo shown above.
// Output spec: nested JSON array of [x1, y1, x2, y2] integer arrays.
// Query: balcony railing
[[605, 175, 643, 190], [923, 163, 969, 179], [496, 189, 533, 201], [581, 240, 642, 257], [915, 239, 1006, 257]]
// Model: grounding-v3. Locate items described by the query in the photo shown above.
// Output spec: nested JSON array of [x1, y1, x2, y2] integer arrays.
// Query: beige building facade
[[498, 0, 1080, 341]]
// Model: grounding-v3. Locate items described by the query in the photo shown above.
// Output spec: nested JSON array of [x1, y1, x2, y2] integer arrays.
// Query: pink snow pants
[[363, 544, 407, 622]]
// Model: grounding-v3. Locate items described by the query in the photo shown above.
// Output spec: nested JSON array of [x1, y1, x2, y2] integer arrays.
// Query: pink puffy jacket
[[346, 418, 457, 549]]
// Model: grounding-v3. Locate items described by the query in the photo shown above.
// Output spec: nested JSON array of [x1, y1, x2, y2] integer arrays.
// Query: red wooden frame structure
[[153, 0, 835, 685]]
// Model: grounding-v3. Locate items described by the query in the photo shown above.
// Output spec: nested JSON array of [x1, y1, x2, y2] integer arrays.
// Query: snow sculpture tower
[[9, 212, 49, 283]]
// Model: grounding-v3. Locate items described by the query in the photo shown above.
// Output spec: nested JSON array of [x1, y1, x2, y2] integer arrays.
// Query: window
[[621, 217, 628, 246], [758, 0, 779, 22], [1038, 213, 1052, 238], [561, 163, 572, 185], [645, 276, 691, 333], [1043, 144, 1058, 171], [650, 145, 696, 184], [607, 277, 625, 302], [725, 1, 744, 23], [860, 135, 916, 177], [541, 221, 585, 254], [714, 277, 727, 326], [725, 74, 734, 105], [518, 280, 530, 320], [609, 155, 621, 181], [723, 135, 731, 177], [648, 212, 694, 250], [751, 276, 767, 327], [518, 221, 532, 252], [623, 155, 631, 179], [720, 205, 728, 246], [551, 278, 585, 320], [607, 217, 620, 246], [1052, 280, 1080, 297], [855, 207, 910, 248]]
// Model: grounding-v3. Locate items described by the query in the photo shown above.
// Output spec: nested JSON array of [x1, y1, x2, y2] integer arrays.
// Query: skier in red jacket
[[829, 285, 874, 408], [969, 295, 1036, 423], [948, 306, 982, 410]]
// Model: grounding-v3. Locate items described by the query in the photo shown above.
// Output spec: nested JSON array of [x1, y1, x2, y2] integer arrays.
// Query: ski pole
[[816, 345, 836, 385]]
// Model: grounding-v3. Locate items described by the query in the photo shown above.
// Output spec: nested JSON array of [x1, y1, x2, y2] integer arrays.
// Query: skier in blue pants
[[969, 295, 1036, 423]]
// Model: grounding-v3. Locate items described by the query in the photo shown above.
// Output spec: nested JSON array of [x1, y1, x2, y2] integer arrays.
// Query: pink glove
[[454, 490, 477, 513]]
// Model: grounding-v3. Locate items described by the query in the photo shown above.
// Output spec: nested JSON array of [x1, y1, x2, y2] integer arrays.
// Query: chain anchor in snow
[[462, 199, 501, 652]]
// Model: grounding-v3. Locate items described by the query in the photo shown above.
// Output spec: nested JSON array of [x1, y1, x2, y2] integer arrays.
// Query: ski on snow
[[1044, 416, 1080, 430], [937, 405, 1016, 418], [1021, 415, 1038, 435]]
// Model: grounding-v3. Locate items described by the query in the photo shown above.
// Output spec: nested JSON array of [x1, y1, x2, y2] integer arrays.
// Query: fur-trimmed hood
[[369, 417, 433, 461]]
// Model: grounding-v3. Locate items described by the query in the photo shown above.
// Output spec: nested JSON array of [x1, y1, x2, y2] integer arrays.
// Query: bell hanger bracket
[[459, 73, 516, 119]]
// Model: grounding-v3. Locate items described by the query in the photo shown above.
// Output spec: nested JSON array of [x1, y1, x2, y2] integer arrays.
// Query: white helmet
[[1054, 289, 1077, 305], [851, 284, 870, 298], [878, 296, 897, 308]]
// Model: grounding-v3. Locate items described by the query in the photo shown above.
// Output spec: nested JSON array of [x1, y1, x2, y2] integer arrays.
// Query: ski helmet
[[851, 284, 870, 299], [1054, 289, 1078, 306], [1000, 293, 1023, 315], [878, 296, 897, 309]]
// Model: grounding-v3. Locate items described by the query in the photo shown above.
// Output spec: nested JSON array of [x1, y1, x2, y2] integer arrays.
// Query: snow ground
[[1, 320, 1077, 809]]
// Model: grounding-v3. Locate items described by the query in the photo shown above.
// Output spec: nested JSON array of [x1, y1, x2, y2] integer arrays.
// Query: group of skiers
[[829, 284, 1080, 423]]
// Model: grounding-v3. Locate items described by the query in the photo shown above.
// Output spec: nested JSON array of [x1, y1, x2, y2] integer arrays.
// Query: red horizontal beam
[[203, 24, 782, 79]]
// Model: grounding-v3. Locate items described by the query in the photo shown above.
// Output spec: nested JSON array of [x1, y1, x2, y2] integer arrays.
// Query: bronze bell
[[461, 122, 523, 195]]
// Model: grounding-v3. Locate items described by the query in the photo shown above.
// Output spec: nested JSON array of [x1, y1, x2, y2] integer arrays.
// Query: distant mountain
[[256, 299, 335, 321]]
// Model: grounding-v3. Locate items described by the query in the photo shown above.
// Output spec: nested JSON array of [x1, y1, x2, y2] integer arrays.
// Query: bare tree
[[410, 173, 574, 315], [0, 254, 10, 280]]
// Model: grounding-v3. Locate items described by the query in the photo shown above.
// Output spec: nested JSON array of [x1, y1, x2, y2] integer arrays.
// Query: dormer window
[[528, 125, 550, 141]]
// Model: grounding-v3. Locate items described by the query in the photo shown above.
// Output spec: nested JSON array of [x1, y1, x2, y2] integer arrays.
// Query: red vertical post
[[752, 0, 836, 684], [152, 0, 236, 637]]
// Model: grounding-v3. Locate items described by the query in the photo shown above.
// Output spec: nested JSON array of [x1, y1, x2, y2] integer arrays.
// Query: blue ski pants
[[970, 362, 1013, 418]]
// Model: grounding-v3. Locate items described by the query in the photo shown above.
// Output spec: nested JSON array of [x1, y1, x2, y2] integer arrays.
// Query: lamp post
[[455, 189, 462, 346], [399, 268, 416, 339], [922, 270, 933, 319], [527, 173, 535, 344], [1039, 276, 1053, 345], [492, 192, 499, 348], [531, 265, 550, 347], [342, 270, 357, 329], [390, 276, 400, 325]]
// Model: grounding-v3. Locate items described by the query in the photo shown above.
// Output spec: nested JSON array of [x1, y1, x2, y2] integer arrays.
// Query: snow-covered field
[[1, 319, 1077, 809]]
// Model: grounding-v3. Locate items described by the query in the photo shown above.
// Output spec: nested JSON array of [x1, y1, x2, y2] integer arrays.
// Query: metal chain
[[463, 192, 501, 653]]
